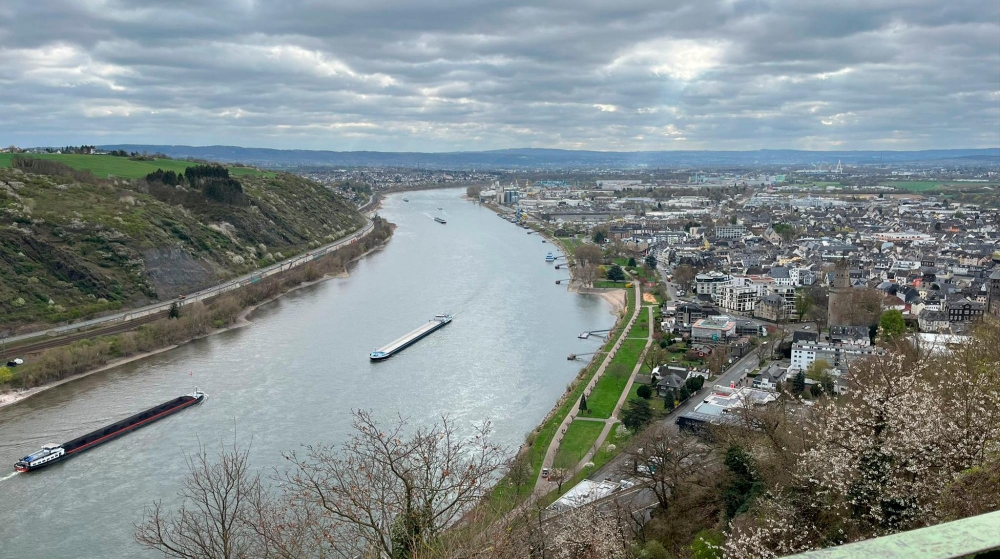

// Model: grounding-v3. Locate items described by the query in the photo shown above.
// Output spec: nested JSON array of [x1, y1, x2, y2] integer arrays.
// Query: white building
[[791, 342, 876, 370], [696, 272, 731, 298]]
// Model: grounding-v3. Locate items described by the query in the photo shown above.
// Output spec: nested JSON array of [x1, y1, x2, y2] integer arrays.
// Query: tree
[[840, 288, 884, 327], [607, 264, 626, 283], [805, 359, 831, 380], [548, 467, 569, 494], [577, 264, 597, 287], [168, 302, 180, 319], [637, 384, 653, 399], [791, 371, 806, 394], [574, 244, 603, 267], [505, 453, 532, 496], [281, 411, 506, 559], [809, 383, 823, 398], [685, 375, 705, 392], [674, 264, 696, 293], [579, 392, 588, 412], [592, 229, 607, 244], [707, 349, 727, 375], [645, 254, 657, 269], [628, 257, 637, 268], [664, 390, 675, 411], [621, 398, 653, 431], [465, 185, 482, 199], [621, 426, 712, 510], [678, 385, 691, 401], [879, 309, 906, 342], [136, 444, 307, 559], [795, 291, 813, 321], [643, 346, 666, 374]]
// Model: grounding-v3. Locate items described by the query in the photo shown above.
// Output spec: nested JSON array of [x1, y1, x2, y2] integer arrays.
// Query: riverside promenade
[[535, 279, 644, 493]]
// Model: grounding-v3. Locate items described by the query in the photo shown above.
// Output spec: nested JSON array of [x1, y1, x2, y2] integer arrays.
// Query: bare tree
[[135, 444, 312, 559], [642, 345, 665, 374], [574, 244, 603, 267], [706, 348, 728, 375], [505, 452, 533, 496], [620, 426, 712, 510], [577, 264, 597, 288], [547, 467, 569, 494], [673, 264, 696, 293], [282, 410, 507, 559]]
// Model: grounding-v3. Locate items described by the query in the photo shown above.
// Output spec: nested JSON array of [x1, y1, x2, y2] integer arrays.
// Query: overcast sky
[[1, 0, 998, 151]]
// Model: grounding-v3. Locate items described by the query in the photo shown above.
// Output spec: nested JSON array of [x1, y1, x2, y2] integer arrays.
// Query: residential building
[[755, 293, 786, 322], [691, 316, 737, 342], [947, 298, 985, 323], [791, 341, 876, 370], [695, 272, 731, 299]]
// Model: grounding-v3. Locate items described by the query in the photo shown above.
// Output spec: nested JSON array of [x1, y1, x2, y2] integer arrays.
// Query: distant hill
[[98, 145, 1000, 169], [0, 161, 363, 331]]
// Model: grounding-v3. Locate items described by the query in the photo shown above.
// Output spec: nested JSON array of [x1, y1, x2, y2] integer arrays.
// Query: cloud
[[0, 0, 997, 151]]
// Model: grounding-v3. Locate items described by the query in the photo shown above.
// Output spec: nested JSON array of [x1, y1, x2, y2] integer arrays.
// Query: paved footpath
[[571, 304, 654, 475], [534, 280, 643, 494]]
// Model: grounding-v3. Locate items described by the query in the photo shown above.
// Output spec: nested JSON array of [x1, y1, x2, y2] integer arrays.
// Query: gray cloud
[[1, 0, 997, 151]]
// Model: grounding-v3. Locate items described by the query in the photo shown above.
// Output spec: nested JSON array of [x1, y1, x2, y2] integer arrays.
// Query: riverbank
[[0, 221, 394, 410], [467, 198, 632, 494]]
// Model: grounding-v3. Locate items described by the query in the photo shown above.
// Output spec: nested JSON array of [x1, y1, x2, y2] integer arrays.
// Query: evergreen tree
[[792, 371, 806, 394], [607, 264, 626, 283], [637, 384, 653, 399], [628, 257, 637, 267], [579, 393, 588, 412], [621, 398, 653, 431], [679, 385, 691, 401], [664, 390, 675, 411]]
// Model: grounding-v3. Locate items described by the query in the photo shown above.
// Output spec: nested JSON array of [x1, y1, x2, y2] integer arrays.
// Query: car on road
[[177, 294, 187, 300], [541, 467, 550, 479]]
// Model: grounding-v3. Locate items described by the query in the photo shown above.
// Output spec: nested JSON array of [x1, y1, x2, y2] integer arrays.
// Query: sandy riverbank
[[0, 236, 390, 411]]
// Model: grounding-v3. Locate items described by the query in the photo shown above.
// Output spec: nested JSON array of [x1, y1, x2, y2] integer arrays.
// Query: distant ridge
[[98, 144, 1000, 169]]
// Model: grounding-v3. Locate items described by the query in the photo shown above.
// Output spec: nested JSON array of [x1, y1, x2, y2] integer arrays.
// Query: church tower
[[988, 269, 1000, 318], [828, 260, 851, 326]]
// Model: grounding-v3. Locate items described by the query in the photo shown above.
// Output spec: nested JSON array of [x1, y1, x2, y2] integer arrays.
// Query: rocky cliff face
[[0, 168, 363, 332]]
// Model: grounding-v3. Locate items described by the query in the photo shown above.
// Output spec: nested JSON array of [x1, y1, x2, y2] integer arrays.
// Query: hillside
[[0, 153, 270, 179], [0, 161, 364, 332]]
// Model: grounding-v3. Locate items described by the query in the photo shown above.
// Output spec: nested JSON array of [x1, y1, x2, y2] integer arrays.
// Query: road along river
[[0, 188, 614, 558]]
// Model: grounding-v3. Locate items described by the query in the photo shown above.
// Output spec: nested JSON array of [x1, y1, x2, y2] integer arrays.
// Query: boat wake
[[0, 471, 20, 482]]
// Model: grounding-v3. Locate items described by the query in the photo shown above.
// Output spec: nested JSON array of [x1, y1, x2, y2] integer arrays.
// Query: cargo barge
[[14, 389, 206, 472], [434, 217, 447, 224], [370, 315, 452, 360]]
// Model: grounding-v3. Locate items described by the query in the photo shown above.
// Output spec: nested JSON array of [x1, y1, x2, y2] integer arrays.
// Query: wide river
[[0, 188, 613, 558]]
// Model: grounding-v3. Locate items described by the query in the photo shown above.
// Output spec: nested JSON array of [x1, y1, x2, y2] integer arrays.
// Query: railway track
[[5, 311, 167, 356]]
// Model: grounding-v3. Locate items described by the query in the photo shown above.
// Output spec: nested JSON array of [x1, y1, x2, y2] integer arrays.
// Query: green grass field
[[585, 338, 648, 418], [558, 237, 585, 252], [553, 420, 605, 469], [538, 421, 627, 506], [886, 181, 972, 191], [0, 153, 271, 179]]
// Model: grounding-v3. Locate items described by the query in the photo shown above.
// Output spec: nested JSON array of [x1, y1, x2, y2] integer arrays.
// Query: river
[[0, 188, 613, 558]]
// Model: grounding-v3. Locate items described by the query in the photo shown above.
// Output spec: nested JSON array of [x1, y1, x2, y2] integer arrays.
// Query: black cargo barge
[[14, 389, 206, 473]]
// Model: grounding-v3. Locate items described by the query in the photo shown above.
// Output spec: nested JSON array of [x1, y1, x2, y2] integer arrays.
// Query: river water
[[0, 188, 613, 558]]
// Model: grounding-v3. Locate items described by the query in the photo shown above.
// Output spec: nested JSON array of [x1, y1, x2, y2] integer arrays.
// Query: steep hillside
[[0, 165, 363, 331]]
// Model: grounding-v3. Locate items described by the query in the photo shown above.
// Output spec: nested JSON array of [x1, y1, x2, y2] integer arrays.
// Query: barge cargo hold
[[14, 389, 206, 473], [370, 315, 452, 360]]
